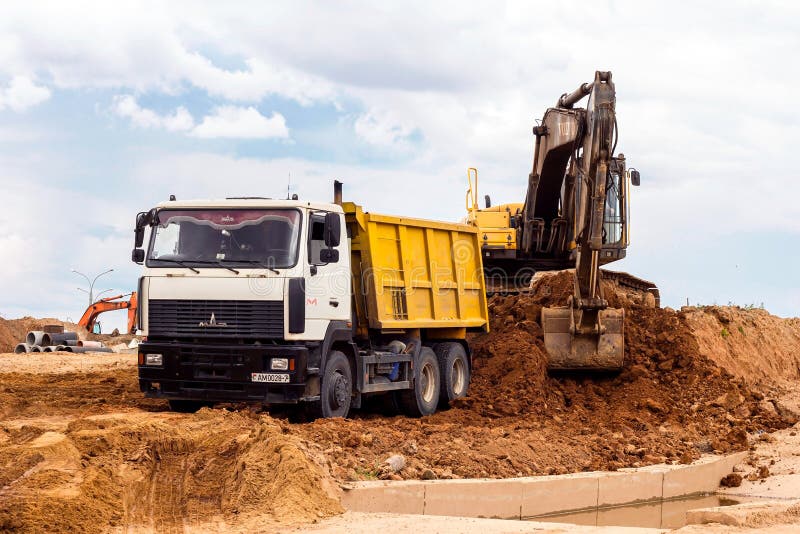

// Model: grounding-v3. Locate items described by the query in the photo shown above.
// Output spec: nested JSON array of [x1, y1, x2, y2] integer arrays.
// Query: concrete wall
[[340, 452, 747, 520]]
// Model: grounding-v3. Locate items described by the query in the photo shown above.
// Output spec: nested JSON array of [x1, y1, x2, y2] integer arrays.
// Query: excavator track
[[601, 269, 661, 308], [486, 268, 659, 308]]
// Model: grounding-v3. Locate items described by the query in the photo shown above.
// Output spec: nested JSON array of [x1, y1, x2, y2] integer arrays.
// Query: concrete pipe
[[26, 331, 46, 346], [77, 340, 105, 348], [60, 346, 74, 353], [63, 339, 80, 347], [14, 343, 32, 353], [42, 331, 78, 346], [55, 345, 68, 352], [42, 346, 54, 352], [30, 345, 42, 352], [43, 324, 64, 334]]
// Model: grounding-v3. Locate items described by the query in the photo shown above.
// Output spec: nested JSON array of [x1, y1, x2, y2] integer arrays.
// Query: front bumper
[[138, 341, 310, 403]]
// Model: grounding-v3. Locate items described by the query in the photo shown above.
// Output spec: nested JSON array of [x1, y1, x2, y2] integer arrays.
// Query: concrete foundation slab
[[662, 452, 746, 499], [340, 480, 424, 515], [340, 452, 747, 520], [423, 478, 523, 519], [598, 470, 664, 507], [521, 473, 598, 518]]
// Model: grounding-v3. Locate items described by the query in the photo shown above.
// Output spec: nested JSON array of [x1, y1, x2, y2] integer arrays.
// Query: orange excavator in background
[[78, 292, 138, 334]]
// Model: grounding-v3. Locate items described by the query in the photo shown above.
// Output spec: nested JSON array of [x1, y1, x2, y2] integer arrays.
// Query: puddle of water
[[526, 494, 758, 529]]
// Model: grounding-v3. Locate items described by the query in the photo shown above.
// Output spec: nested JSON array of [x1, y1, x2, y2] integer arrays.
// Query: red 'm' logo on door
[[306, 298, 318, 305]]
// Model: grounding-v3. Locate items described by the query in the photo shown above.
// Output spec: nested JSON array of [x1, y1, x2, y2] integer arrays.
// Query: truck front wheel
[[397, 347, 440, 417], [308, 350, 352, 419]]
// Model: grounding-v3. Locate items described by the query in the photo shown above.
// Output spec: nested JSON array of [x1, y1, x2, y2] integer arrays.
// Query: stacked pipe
[[14, 325, 110, 354]]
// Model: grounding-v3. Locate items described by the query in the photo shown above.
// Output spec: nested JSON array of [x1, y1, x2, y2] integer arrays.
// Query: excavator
[[465, 71, 657, 371], [77, 292, 138, 334]]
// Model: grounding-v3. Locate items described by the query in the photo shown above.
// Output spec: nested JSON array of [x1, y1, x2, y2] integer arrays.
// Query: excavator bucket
[[541, 306, 625, 371]]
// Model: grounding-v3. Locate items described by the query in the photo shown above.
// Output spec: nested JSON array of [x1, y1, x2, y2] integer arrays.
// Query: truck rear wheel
[[436, 342, 470, 406], [308, 350, 352, 419], [397, 347, 440, 417]]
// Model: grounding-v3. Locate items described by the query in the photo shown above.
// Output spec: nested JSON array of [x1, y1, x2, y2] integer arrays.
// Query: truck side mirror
[[324, 212, 341, 247], [135, 212, 147, 247], [134, 226, 145, 248], [132, 248, 145, 263], [319, 248, 339, 263], [630, 169, 641, 187]]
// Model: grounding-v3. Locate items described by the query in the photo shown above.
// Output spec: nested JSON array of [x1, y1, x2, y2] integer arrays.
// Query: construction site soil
[[1, 271, 798, 531]]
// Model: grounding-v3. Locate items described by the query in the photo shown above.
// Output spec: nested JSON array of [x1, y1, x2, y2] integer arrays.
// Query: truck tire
[[308, 350, 352, 419], [435, 342, 470, 406], [397, 347, 440, 417], [167, 399, 210, 413]]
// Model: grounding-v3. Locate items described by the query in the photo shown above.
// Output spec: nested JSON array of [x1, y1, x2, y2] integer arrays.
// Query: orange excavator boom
[[77, 292, 138, 334]]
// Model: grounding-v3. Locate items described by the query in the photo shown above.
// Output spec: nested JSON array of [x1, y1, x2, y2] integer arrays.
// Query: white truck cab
[[134, 197, 352, 413]]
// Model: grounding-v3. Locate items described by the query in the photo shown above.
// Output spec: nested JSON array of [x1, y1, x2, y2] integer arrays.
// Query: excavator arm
[[78, 292, 138, 335], [462, 70, 642, 370], [537, 71, 626, 370]]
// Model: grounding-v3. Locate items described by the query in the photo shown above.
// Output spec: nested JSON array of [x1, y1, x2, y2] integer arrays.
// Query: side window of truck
[[308, 213, 326, 265]]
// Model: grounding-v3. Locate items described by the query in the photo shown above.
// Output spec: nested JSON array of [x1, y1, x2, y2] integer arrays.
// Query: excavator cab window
[[603, 171, 623, 245]]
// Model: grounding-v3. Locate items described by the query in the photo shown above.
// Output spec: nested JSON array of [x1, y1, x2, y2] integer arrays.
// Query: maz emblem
[[199, 313, 228, 327]]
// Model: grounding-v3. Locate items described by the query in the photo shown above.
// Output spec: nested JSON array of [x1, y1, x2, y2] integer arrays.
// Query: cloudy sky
[[0, 1, 798, 332]]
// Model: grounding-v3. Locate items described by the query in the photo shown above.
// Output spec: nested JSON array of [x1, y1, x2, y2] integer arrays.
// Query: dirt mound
[[0, 410, 341, 532], [296, 271, 794, 482], [0, 315, 138, 353], [0, 316, 71, 352], [683, 306, 800, 388], [2, 268, 798, 523]]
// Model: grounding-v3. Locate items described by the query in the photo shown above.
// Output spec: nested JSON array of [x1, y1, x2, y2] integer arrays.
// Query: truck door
[[304, 212, 350, 337]]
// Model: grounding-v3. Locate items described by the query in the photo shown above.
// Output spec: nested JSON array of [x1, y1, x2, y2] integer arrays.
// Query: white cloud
[[354, 109, 417, 149], [0, 75, 50, 111], [190, 106, 289, 139], [112, 95, 194, 131], [1, 2, 800, 320], [111, 97, 289, 140]]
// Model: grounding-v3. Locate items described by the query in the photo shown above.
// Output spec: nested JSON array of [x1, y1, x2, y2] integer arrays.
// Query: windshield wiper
[[214, 259, 240, 274], [155, 258, 200, 273], [219, 258, 278, 274]]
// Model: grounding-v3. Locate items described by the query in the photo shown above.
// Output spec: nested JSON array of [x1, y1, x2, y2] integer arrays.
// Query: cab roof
[[153, 198, 344, 213]]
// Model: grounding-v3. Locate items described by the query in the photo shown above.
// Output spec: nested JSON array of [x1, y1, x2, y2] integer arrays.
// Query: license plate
[[251, 373, 290, 383]]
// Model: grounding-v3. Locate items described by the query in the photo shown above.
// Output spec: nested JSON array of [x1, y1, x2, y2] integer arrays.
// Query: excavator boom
[[465, 70, 643, 371], [539, 71, 625, 370], [78, 292, 138, 334]]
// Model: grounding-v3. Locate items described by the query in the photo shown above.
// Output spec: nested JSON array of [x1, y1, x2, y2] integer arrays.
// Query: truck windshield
[[147, 209, 301, 269]]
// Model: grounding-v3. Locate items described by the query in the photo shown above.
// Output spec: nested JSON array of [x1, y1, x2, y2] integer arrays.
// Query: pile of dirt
[[0, 316, 71, 352], [683, 306, 800, 388], [0, 315, 139, 353], [1, 269, 798, 528], [295, 271, 795, 482], [0, 410, 342, 532]]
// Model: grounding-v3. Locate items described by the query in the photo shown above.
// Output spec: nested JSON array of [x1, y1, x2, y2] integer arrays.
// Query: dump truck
[[131, 182, 489, 418]]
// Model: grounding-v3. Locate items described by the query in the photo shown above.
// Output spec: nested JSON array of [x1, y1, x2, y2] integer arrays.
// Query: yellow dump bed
[[343, 202, 489, 338]]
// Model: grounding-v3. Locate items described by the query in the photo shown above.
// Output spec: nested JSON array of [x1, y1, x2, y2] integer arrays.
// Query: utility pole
[[72, 268, 114, 306]]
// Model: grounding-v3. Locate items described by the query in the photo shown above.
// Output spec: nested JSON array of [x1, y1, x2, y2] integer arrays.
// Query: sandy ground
[[0, 351, 135, 374], [720, 423, 800, 500], [1, 275, 799, 532]]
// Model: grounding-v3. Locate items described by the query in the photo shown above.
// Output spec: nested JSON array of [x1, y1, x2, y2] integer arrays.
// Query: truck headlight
[[145, 353, 163, 366], [271, 358, 289, 371]]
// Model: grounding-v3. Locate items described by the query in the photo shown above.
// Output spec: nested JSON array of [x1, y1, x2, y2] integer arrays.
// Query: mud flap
[[541, 307, 625, 371]]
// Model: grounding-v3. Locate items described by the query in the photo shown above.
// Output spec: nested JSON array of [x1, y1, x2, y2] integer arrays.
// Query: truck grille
[[148, 299, 284, 339]]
